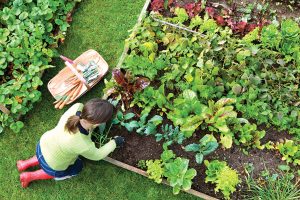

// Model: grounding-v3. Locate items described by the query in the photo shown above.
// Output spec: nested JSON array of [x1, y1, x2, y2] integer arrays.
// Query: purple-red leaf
[[215, 15, 226, 26], [234, 21, 247, 33], [246, 23, 258, 32], [185, 2, 202, 18], [112, 69, 127, 87], [134, 77, 150, 91], [151, 0, 164, 11], [206, 7, 215, 18]]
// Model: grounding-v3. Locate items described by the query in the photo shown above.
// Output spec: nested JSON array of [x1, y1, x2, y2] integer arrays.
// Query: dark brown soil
[[107, 112, 297, 199]]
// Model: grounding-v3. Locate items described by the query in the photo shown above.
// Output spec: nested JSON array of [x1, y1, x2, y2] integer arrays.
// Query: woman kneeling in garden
[[16, 98, 124, 188]]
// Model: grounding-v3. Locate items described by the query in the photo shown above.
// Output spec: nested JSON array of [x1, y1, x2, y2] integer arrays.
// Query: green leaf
[[185, 143, 200, 152], [236, 50, 251, 62], [124, 113, 135, 120], [10, 121, 24, 133], [278, 165, 290, 171], [148, 115, 163, 125], [155, 134, 163, 142], [232, 84, 242, 95], [183, 89, 197, 100], [144, 123, 157, 135], [195, 153, 204, 164], [116, 111, 123, 120], [202, 141, 218, 156], [19, 12, 28, 20], [174, 8, 189, 23], [124, 121, 139, 132], [111, 118, 120, 125], [220, 134, 233, 149]]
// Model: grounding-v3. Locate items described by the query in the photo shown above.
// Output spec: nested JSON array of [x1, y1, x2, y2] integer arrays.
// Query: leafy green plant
[[0, 0, 79, 133], [132, 84, 173, 115], [172, 7, 189, 24], [135, 114, 163, 136], [145, 159, 164, 184], [276, 139, 300, 166], [137, 160, 147, 170], [112, 111, 139, 132], [123, 54, 169, 80], [155, 124, 185, 145], [163, 157, 197, 195], [205, 160, 240, 199], [144, 144, 196, 195], [167, 89, 205, 137], [232, 122, 266, 149], [110, 12, 300, 135], [184, 134, 218, 164]]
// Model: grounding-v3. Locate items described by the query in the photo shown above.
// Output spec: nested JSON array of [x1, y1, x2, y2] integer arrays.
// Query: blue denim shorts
[[36, 142, 83, 178]]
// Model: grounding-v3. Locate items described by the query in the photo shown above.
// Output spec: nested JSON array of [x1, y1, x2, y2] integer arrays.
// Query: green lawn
[[0, 0, 199, 199]]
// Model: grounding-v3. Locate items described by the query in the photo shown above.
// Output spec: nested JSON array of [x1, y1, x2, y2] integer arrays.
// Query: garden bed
[[107, 117, 291, 199], [96, 0, 300, 199]]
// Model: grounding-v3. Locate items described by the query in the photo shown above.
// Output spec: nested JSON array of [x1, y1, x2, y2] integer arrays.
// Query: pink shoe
[[17, 156, 39, 172], [20, 169, 54, 188]]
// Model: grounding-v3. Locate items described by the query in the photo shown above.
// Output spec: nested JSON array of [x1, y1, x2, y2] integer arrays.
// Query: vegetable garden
[[101, 0, 300, 199], [1, 0, 300, 199]]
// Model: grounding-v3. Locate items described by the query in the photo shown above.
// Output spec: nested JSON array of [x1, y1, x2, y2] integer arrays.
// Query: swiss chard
[[106, 69, 150, 108]]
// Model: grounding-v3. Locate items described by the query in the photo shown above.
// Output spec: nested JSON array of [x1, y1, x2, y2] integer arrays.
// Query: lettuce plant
[[145, 159, 164, 184], [163, 157, 197, 195], [204, 160, 240, 199], [276, 139, 300, 166]]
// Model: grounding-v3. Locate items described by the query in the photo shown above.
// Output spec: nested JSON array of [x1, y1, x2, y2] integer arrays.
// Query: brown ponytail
[[65, 115, 81, 134], [65, 99, 114, 134]]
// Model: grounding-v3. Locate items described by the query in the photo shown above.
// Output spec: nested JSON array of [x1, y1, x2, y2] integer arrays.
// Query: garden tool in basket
[[47, 49, 109, 109]]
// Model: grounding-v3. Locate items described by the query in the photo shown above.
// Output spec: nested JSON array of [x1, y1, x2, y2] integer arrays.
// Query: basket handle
[[60, 55, 91, 90]]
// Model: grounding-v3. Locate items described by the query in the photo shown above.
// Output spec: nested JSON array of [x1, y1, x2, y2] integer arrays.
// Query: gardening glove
[[113, 136, 125, 148]]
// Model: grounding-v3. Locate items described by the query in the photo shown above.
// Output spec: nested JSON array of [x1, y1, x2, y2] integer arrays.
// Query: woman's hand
[[113, 136, 125, 148]]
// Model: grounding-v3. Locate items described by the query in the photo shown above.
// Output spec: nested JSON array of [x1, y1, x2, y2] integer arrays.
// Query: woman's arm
[[80, 140, 117, 161]]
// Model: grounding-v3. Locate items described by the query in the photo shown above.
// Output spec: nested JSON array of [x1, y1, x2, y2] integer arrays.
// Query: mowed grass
[[0, 0, 199, 199]]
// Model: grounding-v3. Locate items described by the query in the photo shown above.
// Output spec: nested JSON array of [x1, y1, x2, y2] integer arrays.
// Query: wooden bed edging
[[104, 157, 219, 200]]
